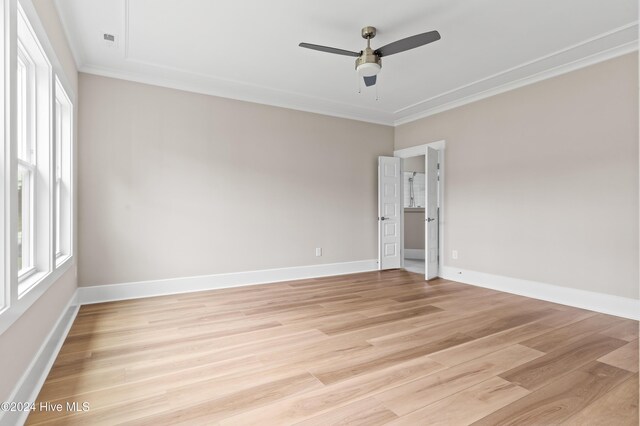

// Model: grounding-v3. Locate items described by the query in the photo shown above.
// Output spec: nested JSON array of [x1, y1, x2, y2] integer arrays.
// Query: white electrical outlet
[[315, 248, 322, 257], [452, 250, 458, 260]]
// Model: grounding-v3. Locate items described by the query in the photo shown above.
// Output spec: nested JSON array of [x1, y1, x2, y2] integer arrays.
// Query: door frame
[[393, 140, 446, 278]]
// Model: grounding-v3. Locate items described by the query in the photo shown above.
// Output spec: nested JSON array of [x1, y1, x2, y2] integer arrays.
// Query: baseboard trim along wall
[[78, 259, 379, 304], [0, 291, 79, 426], [440, 266, 640, 320], [404, 249, 425, 260]]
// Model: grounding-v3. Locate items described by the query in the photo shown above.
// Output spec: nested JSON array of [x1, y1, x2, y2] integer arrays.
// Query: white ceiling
[[55, 0, 638, 125]]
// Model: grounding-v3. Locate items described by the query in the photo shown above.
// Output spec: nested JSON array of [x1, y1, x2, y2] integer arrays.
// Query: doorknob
[[426, 218, 436, 222], [379, 217, 390, 221]]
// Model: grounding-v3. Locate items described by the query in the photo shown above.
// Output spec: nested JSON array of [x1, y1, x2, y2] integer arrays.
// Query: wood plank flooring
[[27, 270, 639, 425]]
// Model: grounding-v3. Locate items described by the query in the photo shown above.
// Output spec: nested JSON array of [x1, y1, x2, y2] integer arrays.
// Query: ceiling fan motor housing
[[356, 47, 381, 76]]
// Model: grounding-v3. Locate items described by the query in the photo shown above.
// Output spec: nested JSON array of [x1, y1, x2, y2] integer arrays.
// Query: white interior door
[[425, 148, 439, 279], [378, 156, 402, 270]]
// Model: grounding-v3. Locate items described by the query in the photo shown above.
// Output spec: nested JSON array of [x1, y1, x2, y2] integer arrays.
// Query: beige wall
[[78, 73, 394, 286], [404, 155, 425, 172], [404, 209, 425, 250], [396, 53, 639, 299], [0, 0, 78, 402]]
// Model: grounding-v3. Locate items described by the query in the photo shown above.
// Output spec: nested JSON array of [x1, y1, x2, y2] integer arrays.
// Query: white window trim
[[0, 0, 10, 317], [0, 0, 76, 336]]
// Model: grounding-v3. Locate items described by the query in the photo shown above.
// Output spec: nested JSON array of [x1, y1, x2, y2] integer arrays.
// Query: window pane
[[55, 180, 60, 255], [55, 100, 61, 176], [17, 54, 27, 161], [17, 166, 32, 273], [55, 100, 61, 255], [54, 79, 72, 261], [17, 52, 34, 274], [17, 170, 23, 271]]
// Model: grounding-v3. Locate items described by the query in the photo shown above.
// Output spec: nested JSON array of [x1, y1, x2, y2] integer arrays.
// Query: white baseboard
[[404, 249, 425, 260], [440, 266, 640, 320], [78, 259, 379, 304], [0, 290, 79, 426]]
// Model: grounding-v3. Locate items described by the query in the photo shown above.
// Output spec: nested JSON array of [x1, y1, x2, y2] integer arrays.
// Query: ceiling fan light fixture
[[299, 25, 441, 88], [356, 62, 381, 77]]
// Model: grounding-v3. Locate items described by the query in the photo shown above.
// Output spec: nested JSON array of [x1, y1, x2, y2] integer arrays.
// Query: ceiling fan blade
[[299, 43, 361, 57], [363, 75, 377, 87], [375, 30, 441, 57]]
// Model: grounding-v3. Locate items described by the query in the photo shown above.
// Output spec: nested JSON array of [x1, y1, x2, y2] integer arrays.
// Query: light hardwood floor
[[28, 270, 639, 425]]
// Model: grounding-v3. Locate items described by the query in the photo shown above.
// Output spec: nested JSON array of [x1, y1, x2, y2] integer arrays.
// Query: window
[[16, 4, 52, 295], [0, 0, 74, 332], [54, 78, 72, 262], [17, 44, 36, 279]]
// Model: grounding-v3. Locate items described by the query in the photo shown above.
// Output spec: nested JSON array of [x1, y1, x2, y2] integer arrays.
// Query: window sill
[[0, 256, 75, 336], [56, 253, 71, 268], [18, 266, 37, 282], [18, 270, 49, 298]]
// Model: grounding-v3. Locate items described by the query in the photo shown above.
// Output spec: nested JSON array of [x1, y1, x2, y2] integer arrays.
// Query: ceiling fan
[[299, 26, 441, 87]]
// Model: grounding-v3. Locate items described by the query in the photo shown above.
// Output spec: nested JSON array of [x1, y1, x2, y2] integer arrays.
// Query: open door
[[425, 148, 439, 279], [378, 156, 402, 270]]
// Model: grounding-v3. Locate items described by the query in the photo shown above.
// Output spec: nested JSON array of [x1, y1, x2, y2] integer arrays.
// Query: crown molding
[[78, 63, 396, 126], [394, 23, 638, 126]]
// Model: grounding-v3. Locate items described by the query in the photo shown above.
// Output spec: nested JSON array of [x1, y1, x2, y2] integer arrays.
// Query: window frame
[[0, 0, 76, 335]]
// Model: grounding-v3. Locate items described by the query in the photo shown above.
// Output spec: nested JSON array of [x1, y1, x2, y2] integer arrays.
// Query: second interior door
[[425, 147, 439, 279]]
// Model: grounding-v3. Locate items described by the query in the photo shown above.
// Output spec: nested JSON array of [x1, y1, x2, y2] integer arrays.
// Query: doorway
[[403, 155, 426, 275], [378, 141, 445, 280]]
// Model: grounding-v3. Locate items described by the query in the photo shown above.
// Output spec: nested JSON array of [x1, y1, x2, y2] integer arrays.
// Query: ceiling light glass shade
[[356, 62, 381, 77]]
